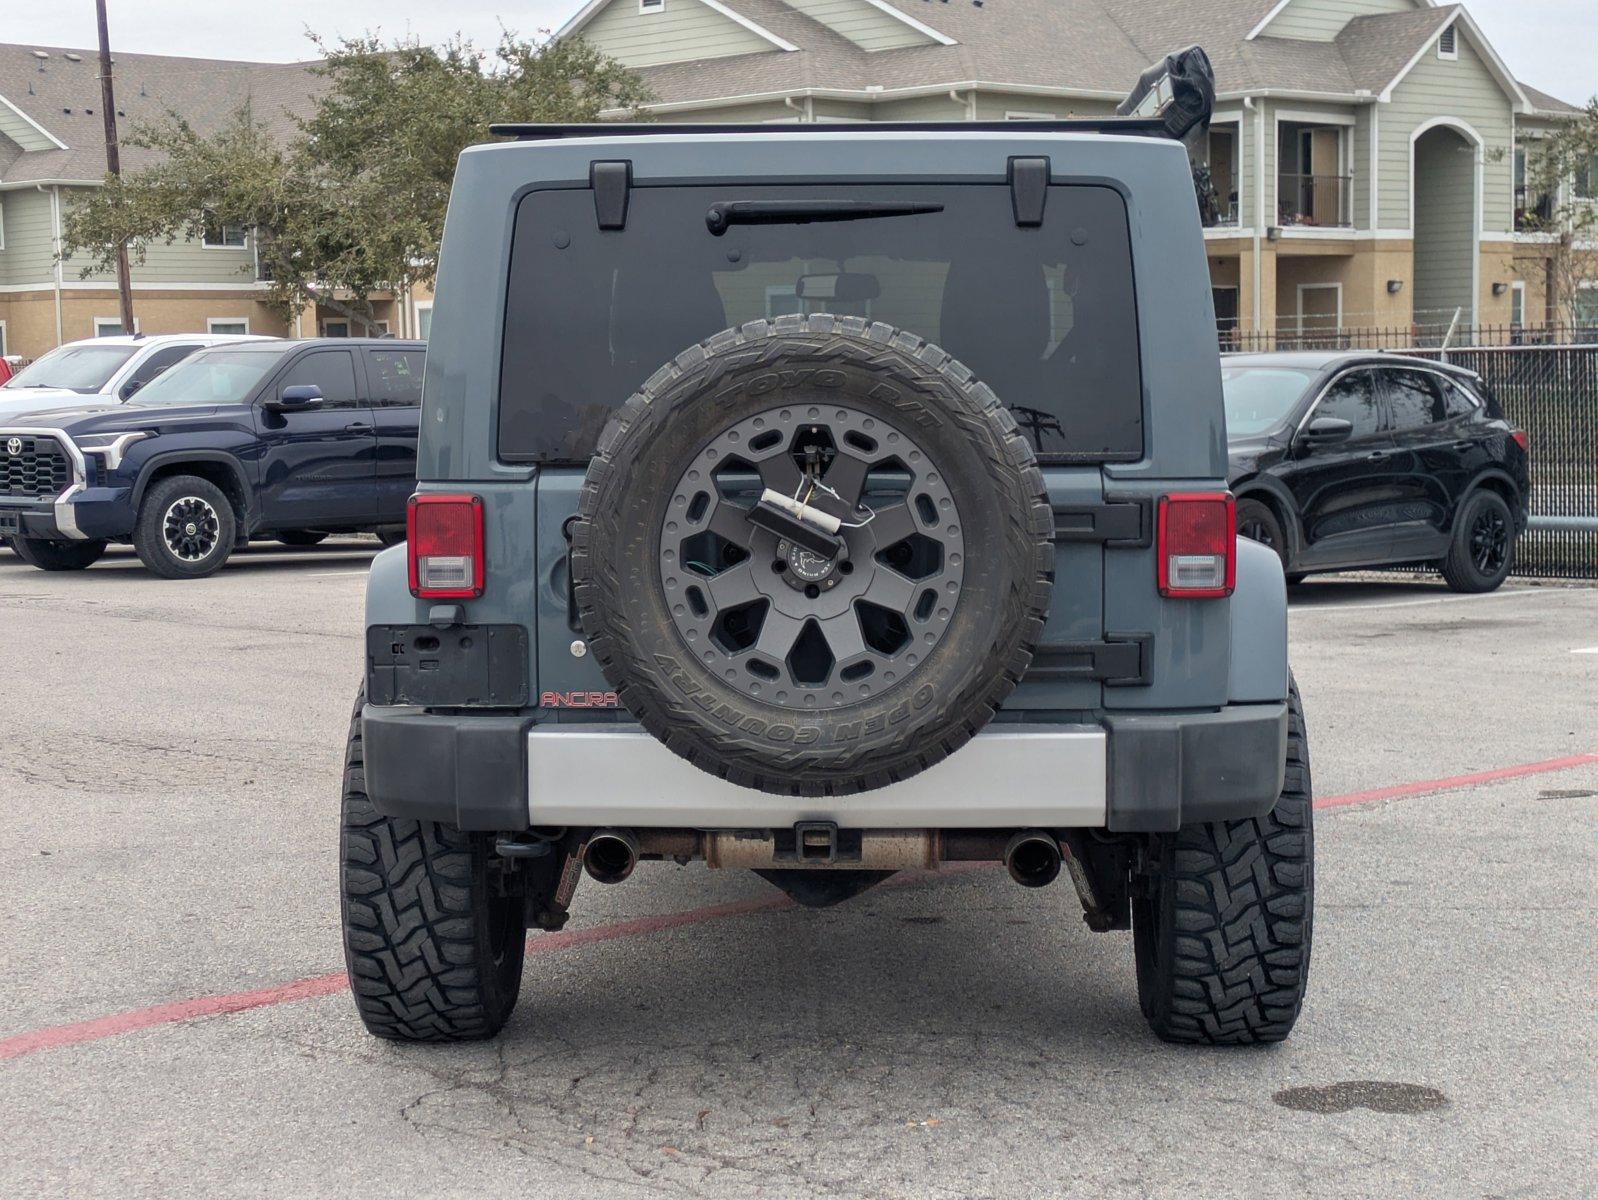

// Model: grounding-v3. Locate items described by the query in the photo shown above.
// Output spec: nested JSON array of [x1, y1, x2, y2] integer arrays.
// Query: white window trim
[[1437, 27, 1458, 61], [1295, 283, 1342, 334], [1510, 280, 1525, 326], [206, 317, 250, 334], [638, 0, 663, 11], [0, 195, 6, 250], [0, 318, 7, 357], [201, 219, 249, 250], [93, 316, 140, 336]]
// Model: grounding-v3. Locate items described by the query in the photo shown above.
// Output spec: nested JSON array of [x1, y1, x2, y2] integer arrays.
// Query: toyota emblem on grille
[[4, 438, 21, 456]]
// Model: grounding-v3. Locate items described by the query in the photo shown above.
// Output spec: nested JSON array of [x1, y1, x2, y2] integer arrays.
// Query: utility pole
[[96, 0, 136, 336]]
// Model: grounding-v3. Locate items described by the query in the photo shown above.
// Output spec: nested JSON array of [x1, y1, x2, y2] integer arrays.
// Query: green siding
[[1352, 106, 1373, 228], [0, 100, 60, 152], [1264, 0, 1420, 42], [657, 100, 795, 123], [1379, 26, 1513, 232], [55, 188, 257, 286], [1412, 124, 1476, 323], [580, 0, 776, 68], [874, 94, 972, 121], [782, 0, 932, 51], [0, 188, 56, 286], [970, 95, 1118, 121]]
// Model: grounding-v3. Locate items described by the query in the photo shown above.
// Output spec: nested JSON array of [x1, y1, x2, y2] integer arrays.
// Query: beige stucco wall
[[0, 289, 290, 360]]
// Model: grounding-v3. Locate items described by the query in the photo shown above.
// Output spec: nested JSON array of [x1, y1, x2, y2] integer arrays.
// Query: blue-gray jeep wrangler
[[342, 103, 1312, 1046]]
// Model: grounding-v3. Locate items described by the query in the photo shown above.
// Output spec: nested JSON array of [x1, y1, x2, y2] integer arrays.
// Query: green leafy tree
[[62, 32, 651, 326], [1522, 98, 1598, 328]]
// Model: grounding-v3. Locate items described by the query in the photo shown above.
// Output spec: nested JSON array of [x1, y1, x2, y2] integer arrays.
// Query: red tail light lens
[[1157, 492, 1236, 598], [1511, 429, 1529, 453], [407, 493, 484, 599]]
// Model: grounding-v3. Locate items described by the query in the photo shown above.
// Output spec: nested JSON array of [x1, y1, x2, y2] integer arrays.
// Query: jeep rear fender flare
[[131, 450, 256, 527]]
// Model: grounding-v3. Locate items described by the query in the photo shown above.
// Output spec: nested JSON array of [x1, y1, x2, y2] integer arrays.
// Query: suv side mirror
[[1299, 416, 1353, 448], [266, 384, 323, 412]]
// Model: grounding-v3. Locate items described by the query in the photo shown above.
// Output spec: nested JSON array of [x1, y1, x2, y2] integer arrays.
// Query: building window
[[207, 318, 250, 335], [370, 320, 390, 336], [0, 196, 6, 250], [1575, 153, 1598, 201], [639, 0, 664, 11], [1437, 25, 1457, 60], [1278, 121, 1350, 228], [1208, 124, 1240, 225], [202, 214, 247, 249], [416, 303, 434, 341], [93, 317, 138, 337], [1510, 281, 1525, 328], [321, 319, 351, 338]]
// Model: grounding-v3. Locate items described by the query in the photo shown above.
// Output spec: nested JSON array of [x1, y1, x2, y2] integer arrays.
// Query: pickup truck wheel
[[11, 536, 108, 571], [275, 530, 329, 547], [1440, 489, 1514, 593], [1132, 677, 1313, 1045], [573, 315, 1054, 796], [340, 686, 527, 1041], [133, 476, 236, 580]]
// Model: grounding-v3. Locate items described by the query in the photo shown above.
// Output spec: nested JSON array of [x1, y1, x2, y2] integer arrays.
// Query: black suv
[[1223, 352, 1530, 591], [0, 338, 423, 579]]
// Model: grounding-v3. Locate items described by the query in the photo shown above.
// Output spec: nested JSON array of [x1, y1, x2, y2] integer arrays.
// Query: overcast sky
[[8, 0, 1595, 107]]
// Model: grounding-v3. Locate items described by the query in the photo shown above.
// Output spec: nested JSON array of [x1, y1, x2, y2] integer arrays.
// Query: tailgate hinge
[[1050, 497, 1150, 547], [1028, 633, 1151, 687], [1008, 156, 1050, 227], [591, 160, 632, 230]]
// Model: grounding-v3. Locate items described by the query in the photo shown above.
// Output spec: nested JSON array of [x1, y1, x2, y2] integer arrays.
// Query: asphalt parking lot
[[1, 541, 1594, 1199]]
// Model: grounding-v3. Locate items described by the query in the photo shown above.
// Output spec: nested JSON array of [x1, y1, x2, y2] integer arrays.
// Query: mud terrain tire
[[572, 315, 1054, 796]]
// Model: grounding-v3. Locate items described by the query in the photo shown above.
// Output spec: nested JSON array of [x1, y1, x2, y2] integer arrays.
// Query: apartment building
[[0, 44, 420, 360], [561, 0, 1590, 338]]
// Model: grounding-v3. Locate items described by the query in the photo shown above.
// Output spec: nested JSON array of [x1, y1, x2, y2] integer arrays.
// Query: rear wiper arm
[[705, 200, 943, 236]]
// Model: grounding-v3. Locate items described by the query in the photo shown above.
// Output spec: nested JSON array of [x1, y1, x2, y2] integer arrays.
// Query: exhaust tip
[[1004, 830, 1062, 889], [583, 829, 640, 884]]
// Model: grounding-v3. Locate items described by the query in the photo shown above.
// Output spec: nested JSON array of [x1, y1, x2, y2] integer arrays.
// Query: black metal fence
[[1403, 343, 1598, 580], [1223, 321, 1598, 353]]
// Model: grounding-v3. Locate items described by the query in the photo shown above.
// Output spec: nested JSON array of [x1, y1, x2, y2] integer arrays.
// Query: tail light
[[1157, 492, 1235, 598], [1511, 429, 1529, 453], [407, 493, 484, 599]]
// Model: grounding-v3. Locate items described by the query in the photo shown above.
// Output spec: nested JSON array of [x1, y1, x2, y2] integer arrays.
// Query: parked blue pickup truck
[[0, 337, 423, 579]]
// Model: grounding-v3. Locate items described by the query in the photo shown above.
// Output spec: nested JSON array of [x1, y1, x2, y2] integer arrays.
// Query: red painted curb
[[2, 754, 1593, 1064]]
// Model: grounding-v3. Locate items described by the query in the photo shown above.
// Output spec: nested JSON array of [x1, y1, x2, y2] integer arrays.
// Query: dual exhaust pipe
[[581, 826, 1063, 889]]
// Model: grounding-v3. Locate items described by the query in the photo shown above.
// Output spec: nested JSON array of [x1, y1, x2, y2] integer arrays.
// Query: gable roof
[[1518, 81, 1582, 116], [0, 43, 319, 186], [582, 0, 1578, 115]]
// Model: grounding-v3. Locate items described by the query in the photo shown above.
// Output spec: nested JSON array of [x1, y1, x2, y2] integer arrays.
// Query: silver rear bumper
[[526, 724, 1107, 829]]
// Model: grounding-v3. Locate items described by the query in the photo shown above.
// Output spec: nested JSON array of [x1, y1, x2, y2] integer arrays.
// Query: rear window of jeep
[[499, 184, 1142, 464]]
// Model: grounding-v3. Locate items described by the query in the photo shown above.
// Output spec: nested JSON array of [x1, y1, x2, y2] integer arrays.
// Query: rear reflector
[[1511, 429, 1529, 453], [1157, 492, 1235, 599], [408, 493, 485, 599]]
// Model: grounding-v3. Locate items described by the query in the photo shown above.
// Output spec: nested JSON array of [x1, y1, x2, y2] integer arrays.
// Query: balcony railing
[[1515, 186, 1556, 231], [1277, 173, 1352, 228]]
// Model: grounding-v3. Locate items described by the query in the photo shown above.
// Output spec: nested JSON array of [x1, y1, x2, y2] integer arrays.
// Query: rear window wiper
[[705, 200, 943, 236]]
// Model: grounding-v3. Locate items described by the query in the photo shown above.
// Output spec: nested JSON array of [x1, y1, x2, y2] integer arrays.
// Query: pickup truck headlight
[[71, 431, 150, 472]]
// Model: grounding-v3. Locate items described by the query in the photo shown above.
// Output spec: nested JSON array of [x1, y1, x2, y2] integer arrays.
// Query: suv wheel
[[1236, 498, 1288, 569], [1132, 677, 1313, 1044], [573, 316, 1053, 796], [133, 476, 237, 580], [340, 685, 527, 1041], [275, 530, 329, 547], [1440, 489, 1514, 593], [11, 537, 108, 572]]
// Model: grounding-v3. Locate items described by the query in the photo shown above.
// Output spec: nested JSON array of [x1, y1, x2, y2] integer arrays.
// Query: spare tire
[[572, 315, 1054, 796]]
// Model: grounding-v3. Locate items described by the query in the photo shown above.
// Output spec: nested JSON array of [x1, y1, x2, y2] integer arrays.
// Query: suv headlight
[[72, 431, 150, 472]]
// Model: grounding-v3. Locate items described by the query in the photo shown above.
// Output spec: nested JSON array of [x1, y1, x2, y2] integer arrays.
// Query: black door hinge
[[591, 160, 632, 230], [1008, 156, 1050, 227], [1050, 497, 1149, 547], [1028, 634, 1151, 686]]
